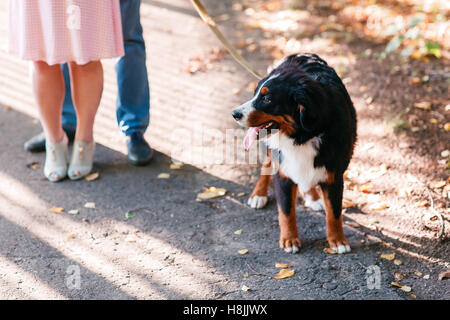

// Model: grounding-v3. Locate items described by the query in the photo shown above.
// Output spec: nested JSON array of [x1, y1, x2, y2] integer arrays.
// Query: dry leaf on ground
[[67, 209, 79, 215], [393, 259, 403, 266], [197, 187, 227, 200], [380, 253, 396, 261], [413, 101, 431, 110], [238, 249, 249, 255], [157, 173, 170, 179], [170, 163, 183, 170], [241, 285, 250, 292], [26, 162, 40, 170], [84, 172, 99, 181], [369, 202, 389, 210], [275, 262, 292, 269], [84, 202, 96, 209], [342, 199, 356, 209], [430, 181, 446, 189], [358, 183, 373, 193], [400, 285, 412, 292], [274, 269, 295, 279], [234, 229, 243, 235], [50, 207, 64, 213]]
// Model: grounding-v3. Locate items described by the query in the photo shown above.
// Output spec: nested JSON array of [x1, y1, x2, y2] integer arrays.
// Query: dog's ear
[[291, 80, 327, 132]]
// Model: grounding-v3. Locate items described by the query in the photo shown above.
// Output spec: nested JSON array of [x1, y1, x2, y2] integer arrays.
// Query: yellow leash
[[190, 0, 263, 80]]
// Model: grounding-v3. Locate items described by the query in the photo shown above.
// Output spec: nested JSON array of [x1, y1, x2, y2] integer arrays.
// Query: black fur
[[273, 173, 296, 216]]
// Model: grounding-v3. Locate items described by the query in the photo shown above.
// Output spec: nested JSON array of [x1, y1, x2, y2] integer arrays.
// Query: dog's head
[[232, 68, 329, 149]]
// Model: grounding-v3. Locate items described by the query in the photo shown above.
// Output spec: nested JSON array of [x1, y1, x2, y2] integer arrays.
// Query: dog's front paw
[[247, 195, 268, 209], [326, 236, 351, 254], [304, 198, 324, 211], [279, 236, 301, 254]]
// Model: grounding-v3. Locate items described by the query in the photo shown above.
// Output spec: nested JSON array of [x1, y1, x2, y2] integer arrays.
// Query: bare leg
[[32, 61, 65, 143], [67, 61, 103, 180], [68, 61, 103, 142]]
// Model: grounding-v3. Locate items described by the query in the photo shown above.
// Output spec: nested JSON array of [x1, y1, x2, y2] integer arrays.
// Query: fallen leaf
[[50, 207, 64, 213], [397, 187, 413, 198], [358, 183, 373, 193], [241, 285, 251, 292], [342, 199, 356, 209], [238, 249, 249, 255], [441, 149, 450, 158], [67, 209, 79, 215], [391, 281, 403, 288], [400, 285, 412, 293], [84, 172, 100, 181], [444, 123, 450, 132], [430, 181, 446, 189], [438, 271, 450, 280], [409, 77, 421, 85], [394, 259, 403, 266], [380, 253, 396, 261], [415, 271, 423, 277], [394, 273, 404, 281], [197, 187, 227, 200], [414, 200, 429, 207], [369, 202, 389, 210], [26, 162, 40, 169], [157, 173, 170, 179], [84, 202, 96, 209], [243, 272, 249, 277], [234, 229, 243, 235], [275, 262, 293, 269], [170, 163, 183, 170], [274, 269, 295, 279], [410, 294, 417, 299], [413, 101, 431, 110], [66, 233, 76, 239], [237, 192, 246, 197], [423, 275, 430, 279]]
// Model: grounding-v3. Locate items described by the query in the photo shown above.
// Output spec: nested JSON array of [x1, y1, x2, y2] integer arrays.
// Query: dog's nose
[[232, 109, 243, 120]]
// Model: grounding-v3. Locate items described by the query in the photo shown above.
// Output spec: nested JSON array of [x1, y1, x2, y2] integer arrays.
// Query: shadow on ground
[[2, 106, 449, 300]]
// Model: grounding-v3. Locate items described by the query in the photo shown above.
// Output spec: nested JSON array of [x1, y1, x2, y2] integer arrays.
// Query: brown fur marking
[[320, 187, 349, 249], [247, 110, 296, 136]]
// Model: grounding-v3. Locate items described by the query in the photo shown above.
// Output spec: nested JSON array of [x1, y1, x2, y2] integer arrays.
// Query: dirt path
[[0, 0, 448, 299]]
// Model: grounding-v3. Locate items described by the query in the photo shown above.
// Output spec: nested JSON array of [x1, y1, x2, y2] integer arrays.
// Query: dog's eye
[[262, 96, 271, 104]]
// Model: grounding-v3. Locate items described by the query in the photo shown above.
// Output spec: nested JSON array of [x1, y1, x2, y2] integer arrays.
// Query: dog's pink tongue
[[243, 127, 259, 150]]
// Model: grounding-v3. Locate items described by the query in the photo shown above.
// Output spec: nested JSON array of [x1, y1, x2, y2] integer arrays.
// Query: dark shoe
[[127, 132, 153, 166], [24, 128, 76, 153]]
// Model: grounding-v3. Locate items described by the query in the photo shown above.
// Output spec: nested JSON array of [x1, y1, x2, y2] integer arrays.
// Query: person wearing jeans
[[24, 0, 153, 166]]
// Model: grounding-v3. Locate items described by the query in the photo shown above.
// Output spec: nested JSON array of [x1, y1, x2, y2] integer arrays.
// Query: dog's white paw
[[304, 198, 324, 211], [247, 195, 268, 209], [329, 244, 351, 254], [284, 245, 300, 254]]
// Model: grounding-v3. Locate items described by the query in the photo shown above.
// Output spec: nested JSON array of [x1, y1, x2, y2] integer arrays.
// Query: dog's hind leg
[[248, 149, 272, 209], [303, 186, 325, 211], [320, 173, 351, 254]]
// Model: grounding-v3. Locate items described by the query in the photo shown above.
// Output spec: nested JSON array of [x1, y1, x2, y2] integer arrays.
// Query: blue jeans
[[62, 0, 150, 136]]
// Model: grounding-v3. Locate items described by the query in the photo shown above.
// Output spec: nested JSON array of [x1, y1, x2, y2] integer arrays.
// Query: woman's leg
[[67, 61, 103, 180], [32, 61, 65, 142], [68, 61, 103, 142]]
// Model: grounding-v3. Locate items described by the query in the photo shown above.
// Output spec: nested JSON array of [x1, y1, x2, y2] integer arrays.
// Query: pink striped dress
[[8, 0, 124, 65]]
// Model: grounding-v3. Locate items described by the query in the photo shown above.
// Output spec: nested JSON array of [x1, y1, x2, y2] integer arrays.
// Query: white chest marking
[[266, 133, 327, 192]]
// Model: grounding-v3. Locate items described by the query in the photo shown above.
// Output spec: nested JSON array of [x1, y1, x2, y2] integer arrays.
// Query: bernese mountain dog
[[232, 53, 357, 254]]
